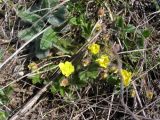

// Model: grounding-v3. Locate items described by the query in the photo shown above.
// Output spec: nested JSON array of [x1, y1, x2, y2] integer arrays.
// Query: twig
[[107, 90, 115, 120]]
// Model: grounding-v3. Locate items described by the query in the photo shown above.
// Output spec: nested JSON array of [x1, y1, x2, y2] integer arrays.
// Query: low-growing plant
[[16, 0, 137, 99]]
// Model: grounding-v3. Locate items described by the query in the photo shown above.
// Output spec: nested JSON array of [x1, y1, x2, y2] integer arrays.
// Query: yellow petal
[[88, 43, 100, 55], [121, 69, 132, 87], [59, 61, 75, 77], [96, 55, 110, 68]]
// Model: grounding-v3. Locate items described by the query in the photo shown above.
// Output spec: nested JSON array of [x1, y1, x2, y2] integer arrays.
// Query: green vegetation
[[0, 0, 160, 119]]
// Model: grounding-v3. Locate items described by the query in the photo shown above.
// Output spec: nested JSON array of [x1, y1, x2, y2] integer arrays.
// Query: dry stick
[[132, 81, 147, 117], [136, 96, 160, 115], [107, 91, 115, 120], [9, 29, 102, 120]]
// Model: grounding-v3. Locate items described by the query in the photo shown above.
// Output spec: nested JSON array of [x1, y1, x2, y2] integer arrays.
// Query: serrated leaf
[[79, 71, 99, 82], [40, 27, 58, 49], [79, 71, 87, 81], [18, 11, 43, 24], [18, 28, 35, 40], [18, 26, 41, 41], [40, 27, 69, 53]]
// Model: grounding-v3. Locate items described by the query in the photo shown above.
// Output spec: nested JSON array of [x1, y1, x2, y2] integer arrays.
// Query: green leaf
[[107, 75, 120, 86], [142, 29, 151, 38], [70, 17, 78, 25], [0, 111, 7, 120], [87, 71, 99, 79], [79, 71, 99, 82], [40, 27, 58, 50], [18, 27, 40, 41], [29, 74, 41, 84], [47, 6, 66, 27], [0, 89, 4, 96], [79, 71, 87, 81], [17, 11, 43, 24], [40, 27, 69, 53], [116, 16, 124, 28], [17, 11, 44, 41], [60, 88, 65, 97], [50, 85, 58, 95], [58, 39, 72, 49], [79, 64, 99, 82], [4, 86, 13, 96], [48, 16, 63, 27]]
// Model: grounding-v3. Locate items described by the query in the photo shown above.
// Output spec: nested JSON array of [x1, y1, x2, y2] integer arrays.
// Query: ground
[[0, 0, 160, 120]]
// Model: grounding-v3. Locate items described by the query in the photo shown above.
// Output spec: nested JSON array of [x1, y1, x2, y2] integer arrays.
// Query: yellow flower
[[120, 69, 132, 87], [59, 61, 75, 77], [28, 62, 38, 71], [88, 43, 100, 55], [96, 55, 110, 68]]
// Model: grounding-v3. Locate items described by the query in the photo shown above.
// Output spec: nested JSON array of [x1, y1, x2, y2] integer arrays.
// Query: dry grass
[[0, 0, 160, 120]]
